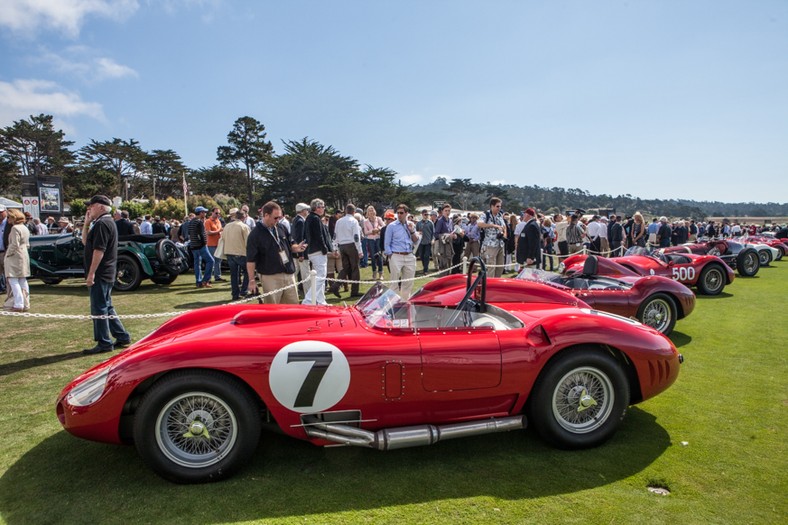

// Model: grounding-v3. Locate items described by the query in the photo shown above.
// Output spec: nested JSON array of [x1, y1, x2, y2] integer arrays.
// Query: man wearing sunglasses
[[383, 204, 419, 299], [246, 201, 306, 304]]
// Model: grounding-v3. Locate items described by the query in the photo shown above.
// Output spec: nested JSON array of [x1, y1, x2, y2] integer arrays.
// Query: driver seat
[[582, 255, 598, 277]]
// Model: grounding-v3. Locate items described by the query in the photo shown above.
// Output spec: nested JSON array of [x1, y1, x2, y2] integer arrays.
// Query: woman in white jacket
[[3, 209, 31, 312]]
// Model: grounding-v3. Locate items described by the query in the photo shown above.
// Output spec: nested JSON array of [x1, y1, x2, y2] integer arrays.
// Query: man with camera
[[477, 197, 507, 277]]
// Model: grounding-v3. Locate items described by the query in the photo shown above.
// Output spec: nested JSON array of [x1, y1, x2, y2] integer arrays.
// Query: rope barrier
[[0, 275, 313, 321], [0, 244, 632, 321]]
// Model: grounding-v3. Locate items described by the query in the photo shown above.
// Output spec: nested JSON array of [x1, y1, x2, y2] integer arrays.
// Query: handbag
[[213, 237, 225, 260]]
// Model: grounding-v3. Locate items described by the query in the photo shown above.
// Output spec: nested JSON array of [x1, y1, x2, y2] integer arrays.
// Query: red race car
[[561, 247, 734, 296], [57, 259, 682, 483], [464, 256, 694, 335], [663, 240, 760, 277]]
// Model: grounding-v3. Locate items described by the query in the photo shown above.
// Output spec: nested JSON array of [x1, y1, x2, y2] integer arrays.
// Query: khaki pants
[[388, 253, 416, 299], [482, 245, 505, 277], [260, 272, 298, 304], [463, 240, 480, 259]]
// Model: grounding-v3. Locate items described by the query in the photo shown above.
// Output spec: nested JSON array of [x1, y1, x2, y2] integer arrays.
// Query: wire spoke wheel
[[551, 366, 614, 434], [155, 391, 238, 469], [640, 297, 672, 333]]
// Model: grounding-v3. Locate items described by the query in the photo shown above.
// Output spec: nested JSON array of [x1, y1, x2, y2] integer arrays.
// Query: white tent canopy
[[0, 196, 24, 209]]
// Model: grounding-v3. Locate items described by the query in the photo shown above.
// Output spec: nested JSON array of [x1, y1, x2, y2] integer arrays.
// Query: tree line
[[1, 113, 784, 220]]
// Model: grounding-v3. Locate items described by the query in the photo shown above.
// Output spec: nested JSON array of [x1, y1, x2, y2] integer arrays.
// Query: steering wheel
[[446, 257, 487, 326]]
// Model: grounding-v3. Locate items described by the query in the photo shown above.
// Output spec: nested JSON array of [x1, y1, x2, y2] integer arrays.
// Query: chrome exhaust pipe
[[303, 415, 526, 450]]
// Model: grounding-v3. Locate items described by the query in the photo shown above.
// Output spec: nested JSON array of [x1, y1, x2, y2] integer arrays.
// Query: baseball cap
[[88, 195, 112, 206], [295, 203, 310, 212], [524, 207, 536, 216], [194, 206, 208, 213], [384, 210, 395, 219], [429, 210, 438, 216]]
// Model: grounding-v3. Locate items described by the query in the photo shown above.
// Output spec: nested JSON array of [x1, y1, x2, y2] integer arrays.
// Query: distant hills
[[409, 178, 787, 220]]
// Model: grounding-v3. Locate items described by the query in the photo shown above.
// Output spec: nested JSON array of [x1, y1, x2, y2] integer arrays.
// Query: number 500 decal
[[671, 266, 696, 282], [269, 341, 350, 412]]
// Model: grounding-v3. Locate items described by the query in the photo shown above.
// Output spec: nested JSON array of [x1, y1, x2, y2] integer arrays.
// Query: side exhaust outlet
[[302, 415, 527, 450]]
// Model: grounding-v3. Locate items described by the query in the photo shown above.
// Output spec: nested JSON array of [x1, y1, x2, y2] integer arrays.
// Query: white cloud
[[95, 57, 138, 79], [0, 79, 104, 126], [0, 0, 139, 37], [398, 174, 425, 185], [38, 48, 138, 81]]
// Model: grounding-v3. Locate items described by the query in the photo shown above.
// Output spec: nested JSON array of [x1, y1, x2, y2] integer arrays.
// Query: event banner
[[37, 176, 63, 216]]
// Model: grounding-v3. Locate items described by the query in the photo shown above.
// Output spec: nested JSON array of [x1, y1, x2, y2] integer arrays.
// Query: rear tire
[[757, 249, 772, 267], [736, 250, 759, 277], [697, 265, 725, 295], [133, 370, 261, 484], [151, 273, 178, 285], [528, 348, 629, 449]]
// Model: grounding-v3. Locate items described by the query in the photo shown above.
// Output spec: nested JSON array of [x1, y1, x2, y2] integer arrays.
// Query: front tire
[[115, 255, 143, 291], [637, 293, 677, 335], [528, 348, 629, 449], [697, 265, 725, 295], [133, 370, 261, 484]]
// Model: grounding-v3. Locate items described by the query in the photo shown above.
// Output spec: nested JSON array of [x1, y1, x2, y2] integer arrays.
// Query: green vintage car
[[28, 233, 189, 291]]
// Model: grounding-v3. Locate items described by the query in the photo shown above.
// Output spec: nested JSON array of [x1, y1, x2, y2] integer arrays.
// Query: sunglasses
[[397, 210, 406, 214]]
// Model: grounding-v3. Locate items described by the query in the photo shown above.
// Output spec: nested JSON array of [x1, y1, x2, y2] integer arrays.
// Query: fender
[[119, 245, 154, 276]]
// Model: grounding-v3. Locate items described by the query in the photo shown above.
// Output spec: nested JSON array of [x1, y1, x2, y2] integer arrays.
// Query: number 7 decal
[[287, 351, 333, 407], [269, 341, 351, 413]]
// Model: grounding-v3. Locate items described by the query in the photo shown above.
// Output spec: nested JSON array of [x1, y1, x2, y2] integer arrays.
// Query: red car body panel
[[563, 253, 734, 290], [57, 277, 681, 451]]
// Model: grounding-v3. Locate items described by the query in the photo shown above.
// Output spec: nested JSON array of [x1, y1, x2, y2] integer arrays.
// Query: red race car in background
[[561, 247, 734, 296], [663, 239, 760, 277], [743, 236, 787, 259], [57, 259, 682, 483], [496, 256, 695, 335]]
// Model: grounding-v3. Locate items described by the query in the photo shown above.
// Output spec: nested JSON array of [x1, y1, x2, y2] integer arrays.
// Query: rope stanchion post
[[462, 256, 468, 274], [310, 269, 317, 306]]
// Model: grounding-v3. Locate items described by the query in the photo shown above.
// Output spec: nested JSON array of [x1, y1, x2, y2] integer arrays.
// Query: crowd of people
[[2, 196, 787, 344]]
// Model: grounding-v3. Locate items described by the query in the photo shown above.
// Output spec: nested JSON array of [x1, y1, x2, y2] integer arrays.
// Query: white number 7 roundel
[[269, 341, 351, 413]]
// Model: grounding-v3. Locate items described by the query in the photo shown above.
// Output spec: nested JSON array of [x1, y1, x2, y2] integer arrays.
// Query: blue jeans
[[192, 246, 215, 285], [360, 237, 368, 268], [207, 246, 222, 279], [90, 279, 130, 349], [365, 238, 382, 273], [227, 255, 248, 300]]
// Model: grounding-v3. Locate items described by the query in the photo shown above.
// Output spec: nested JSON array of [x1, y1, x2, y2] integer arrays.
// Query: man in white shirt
[[140, 215, 153, 235], [241, 205, 257, 229], [330, 203, 363, 298], [585, 216, 604, 254]]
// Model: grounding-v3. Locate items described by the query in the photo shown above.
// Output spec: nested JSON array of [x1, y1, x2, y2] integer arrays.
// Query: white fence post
[[310, 270, 317, 306]]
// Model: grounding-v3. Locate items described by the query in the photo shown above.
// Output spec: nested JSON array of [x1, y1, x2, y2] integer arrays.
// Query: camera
[[496, 232, 505, 240]]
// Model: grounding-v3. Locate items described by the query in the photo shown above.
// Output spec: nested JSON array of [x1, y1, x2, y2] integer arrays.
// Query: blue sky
[[1, 0, 786, 204]]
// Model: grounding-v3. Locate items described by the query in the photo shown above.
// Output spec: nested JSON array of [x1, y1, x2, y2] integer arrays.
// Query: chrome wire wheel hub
[[155, 392, 238, 468], [552, 366, 614, 433], [706, 270, 721, 291], [643, 299, 670, 332]]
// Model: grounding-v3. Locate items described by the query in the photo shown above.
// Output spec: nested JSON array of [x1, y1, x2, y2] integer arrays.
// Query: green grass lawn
[[0, 263, 786, 524]]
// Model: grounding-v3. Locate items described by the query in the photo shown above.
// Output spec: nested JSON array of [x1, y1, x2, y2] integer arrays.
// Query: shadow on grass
[[695, 291, 733, 300], [0, 407, 671, 524], [29, 280, 191, 296], [668, 330, 692, 348], [0, 351, 85, 377]]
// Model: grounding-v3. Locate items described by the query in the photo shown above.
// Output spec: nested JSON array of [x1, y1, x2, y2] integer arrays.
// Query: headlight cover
[[66, 367, 110, 407]]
